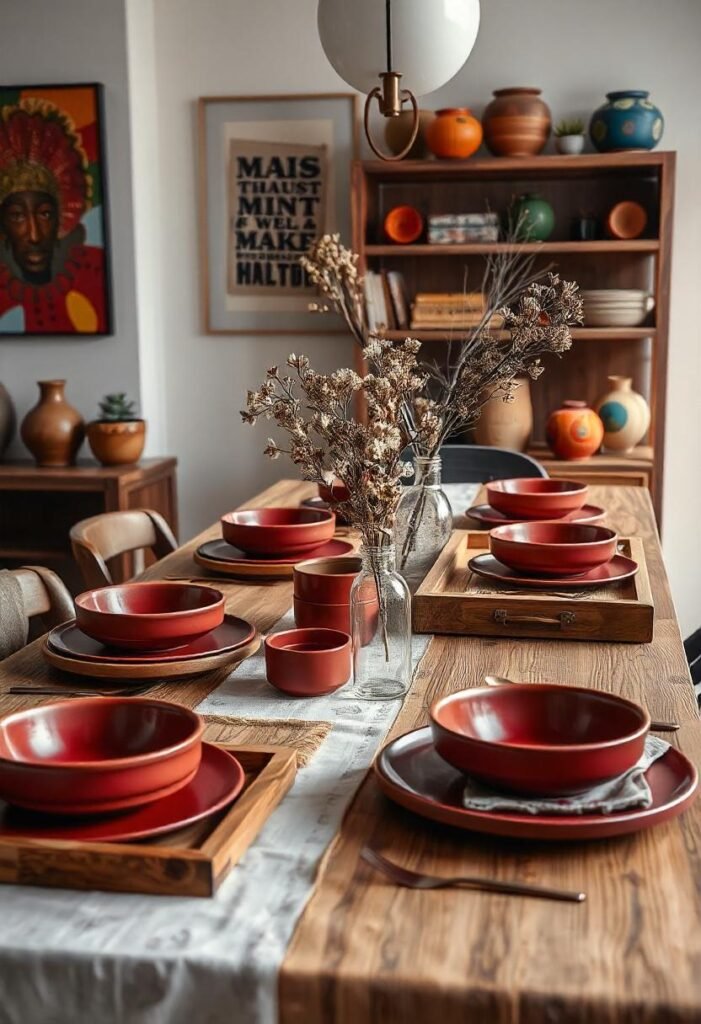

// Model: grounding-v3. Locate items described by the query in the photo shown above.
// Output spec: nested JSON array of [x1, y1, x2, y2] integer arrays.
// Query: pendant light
[[318, 0, 481, 160]]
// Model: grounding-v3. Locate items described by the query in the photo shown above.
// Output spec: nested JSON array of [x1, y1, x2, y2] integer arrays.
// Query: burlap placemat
[[203, 713, 332, 767]]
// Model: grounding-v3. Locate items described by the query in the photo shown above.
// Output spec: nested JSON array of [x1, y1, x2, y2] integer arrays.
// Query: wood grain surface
[[279, 485, 701, 1024]]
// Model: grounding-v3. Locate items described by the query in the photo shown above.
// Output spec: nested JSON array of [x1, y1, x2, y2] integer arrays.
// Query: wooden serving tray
[[413, 531, 654, 643], [0, 744, 296, 897]]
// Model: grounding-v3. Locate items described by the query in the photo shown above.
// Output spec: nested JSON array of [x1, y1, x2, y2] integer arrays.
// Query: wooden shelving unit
[[351, 151, 675, 520]]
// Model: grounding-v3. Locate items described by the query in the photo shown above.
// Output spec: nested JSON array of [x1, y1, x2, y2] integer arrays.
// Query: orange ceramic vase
[[546, 400, 604, 460], [425, 108, 482, 159], [20, 380, 85, 467]]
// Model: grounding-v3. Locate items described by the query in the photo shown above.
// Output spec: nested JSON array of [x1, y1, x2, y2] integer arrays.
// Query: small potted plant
[[554, 118, 585, 155], [86, 393, 146, 466]]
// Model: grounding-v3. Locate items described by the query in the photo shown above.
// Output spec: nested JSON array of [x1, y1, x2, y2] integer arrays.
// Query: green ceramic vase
[[511, 193, 555, 241]]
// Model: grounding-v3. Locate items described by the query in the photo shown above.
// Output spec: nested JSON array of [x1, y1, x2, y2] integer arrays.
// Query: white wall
[[0, 0, 143, 445], [149, 0, 701, 635]]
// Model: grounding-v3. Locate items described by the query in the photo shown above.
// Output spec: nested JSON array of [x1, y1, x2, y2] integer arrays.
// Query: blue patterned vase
[[589, 90, 663, 152]]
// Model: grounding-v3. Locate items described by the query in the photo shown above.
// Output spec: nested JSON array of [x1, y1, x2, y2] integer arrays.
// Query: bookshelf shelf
[[352, 152, 676, 521]]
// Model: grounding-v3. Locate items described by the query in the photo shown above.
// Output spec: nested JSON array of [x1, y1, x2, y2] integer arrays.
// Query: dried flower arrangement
[[242, 339, 427, 655]]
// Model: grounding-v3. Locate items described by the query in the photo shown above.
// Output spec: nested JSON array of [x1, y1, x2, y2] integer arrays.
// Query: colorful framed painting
[[198, 92, 359, 335], [0, 83, 112, 336]]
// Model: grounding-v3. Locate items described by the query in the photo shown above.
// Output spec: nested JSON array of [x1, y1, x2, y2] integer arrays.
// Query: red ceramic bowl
[[0, 697, 204, 814], [489, 522, 617, 576], [294, 555, 362, 603], [318, 479, 350, 504], [75, 582, 225, 651], [486, 478, 588, 520], [221, 507, 335, 556], [264, 628, 351, 697], [430, 684, 650, 795], [384, 205, 424, 244]]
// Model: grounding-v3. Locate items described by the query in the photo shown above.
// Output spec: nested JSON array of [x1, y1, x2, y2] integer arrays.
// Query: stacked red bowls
[[293, 555, 361, 633], [0, 697, 204, 814]]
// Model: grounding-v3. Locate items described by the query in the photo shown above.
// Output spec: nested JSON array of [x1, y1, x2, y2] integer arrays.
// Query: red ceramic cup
[[489, 522, 617, 576], [293, 555, 362, 604], [0, 697, 204, 814], [430, 684, 650, 795], [318, 479, 350, 504], [221, 507, 335, 556], [264, 628, 351, 697], [294, 595, 351, 634], [486, 478, 588, 520], [74, 582, 225, 650]]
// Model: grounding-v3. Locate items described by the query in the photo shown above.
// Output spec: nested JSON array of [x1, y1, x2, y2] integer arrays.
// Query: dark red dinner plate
[[468, 552, 638, 589], [0, 743, 245, 843], [48, 614, 256, 664], [374, 727, 698, 840], [465, 503, 606, 528], [198, 537, 354, 567]]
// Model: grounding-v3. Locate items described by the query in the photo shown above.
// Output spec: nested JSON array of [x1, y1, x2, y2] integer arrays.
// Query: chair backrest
[[0, 566, 74, 659], [70, 509, 178, 588], [439, 444, 548, 484]]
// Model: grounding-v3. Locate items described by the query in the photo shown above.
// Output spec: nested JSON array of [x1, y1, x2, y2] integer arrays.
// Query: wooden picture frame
[[197, 92, 359, 335], [0, 82, 113, 336]]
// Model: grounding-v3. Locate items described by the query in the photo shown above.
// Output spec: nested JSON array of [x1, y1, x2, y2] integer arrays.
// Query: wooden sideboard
[[0, 457, 178, 591]]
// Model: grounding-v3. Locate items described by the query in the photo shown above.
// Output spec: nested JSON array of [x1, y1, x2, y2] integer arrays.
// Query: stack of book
[[410, 292, 504, 331], [363, 269, 410, 331], [428, 212, 500, 244]]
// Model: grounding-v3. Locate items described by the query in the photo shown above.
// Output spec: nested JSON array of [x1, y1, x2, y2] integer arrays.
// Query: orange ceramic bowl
[[430, 684, 649, 795], [607, 201, 647, 240], [0, 697, 204, 814], [294, 555, 362, 604], [221, 507, 335, 556], [384, 205, 424, 244], [265, 628, 352, 697], [486, 478, 588, 520], [490, 522, 618, 576], [74, 582, 225, 650], [293, 595, 351, 634]]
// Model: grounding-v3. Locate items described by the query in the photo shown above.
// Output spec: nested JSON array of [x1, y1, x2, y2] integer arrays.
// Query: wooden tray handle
[[493, 610, 577, 628]]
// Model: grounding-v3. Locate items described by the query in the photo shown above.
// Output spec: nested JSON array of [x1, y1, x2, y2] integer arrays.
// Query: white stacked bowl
[[580, 289, 653, 328]]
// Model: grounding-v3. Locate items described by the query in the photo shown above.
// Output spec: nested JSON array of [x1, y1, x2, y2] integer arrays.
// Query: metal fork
[[361, 847, 586, 903], [6, 682, 159, 698]]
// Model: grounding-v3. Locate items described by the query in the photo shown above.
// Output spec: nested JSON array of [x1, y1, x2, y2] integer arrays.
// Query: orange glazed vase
[[546, 400, 604, 460], [21, 380, 85, 467], [482, 87, 551, 156], [425, 108, 483, 159]]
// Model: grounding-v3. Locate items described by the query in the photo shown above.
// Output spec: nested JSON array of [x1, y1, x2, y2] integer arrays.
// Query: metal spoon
[[483, 675, 680, 732]]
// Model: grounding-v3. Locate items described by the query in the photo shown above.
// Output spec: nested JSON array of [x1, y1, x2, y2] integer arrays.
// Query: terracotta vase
[[594, 376, 650, 453], [384, 108, 433, 159], [482, 87, 551, 157], [425, 108, 482, 159], [475, 378, 533, 452], [546, 400, 604, 460], [0, 382, 16, 458], [21, 380, 85, 467], [87, 419, 146, 466]]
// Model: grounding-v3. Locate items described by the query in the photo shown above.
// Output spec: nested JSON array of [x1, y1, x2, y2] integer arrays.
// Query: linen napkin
[[462, 734, 669, 815]]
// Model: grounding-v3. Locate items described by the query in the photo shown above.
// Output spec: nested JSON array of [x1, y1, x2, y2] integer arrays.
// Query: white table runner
[[0, 484, 479, 1024]]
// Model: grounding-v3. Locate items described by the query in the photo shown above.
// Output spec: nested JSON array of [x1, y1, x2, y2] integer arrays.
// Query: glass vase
[[350, 543, 411, 701], [395, 456, 452, 590]]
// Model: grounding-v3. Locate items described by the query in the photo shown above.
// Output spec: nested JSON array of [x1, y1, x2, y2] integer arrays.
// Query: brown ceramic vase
[[87, 419, 146, 465], [21, 380, 85, 467], [482, 87, 551, 157]]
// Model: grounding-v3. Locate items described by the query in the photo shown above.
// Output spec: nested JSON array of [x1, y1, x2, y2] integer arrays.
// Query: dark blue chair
[[439, 444, 547, 483]]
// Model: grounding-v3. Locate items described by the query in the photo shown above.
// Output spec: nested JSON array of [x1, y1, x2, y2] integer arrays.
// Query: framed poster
[[0, 83, 112, 336], [198, 92, 358, 334]]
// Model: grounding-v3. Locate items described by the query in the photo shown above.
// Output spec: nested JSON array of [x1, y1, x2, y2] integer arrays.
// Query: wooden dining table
[[0, 477, 700, 1024]]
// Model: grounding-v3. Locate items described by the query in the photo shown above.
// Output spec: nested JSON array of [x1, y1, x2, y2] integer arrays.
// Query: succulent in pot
[[87, 393, 146, 466], [554, 118, 585, 155]]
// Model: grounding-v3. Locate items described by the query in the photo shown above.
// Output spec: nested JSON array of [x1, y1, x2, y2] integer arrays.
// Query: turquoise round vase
[[511, 193, 555, 241], [589, 90, 664, 152]]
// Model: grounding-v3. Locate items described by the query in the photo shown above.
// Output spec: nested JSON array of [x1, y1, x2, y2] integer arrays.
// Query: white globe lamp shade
[[317, 0, 480, 98]]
